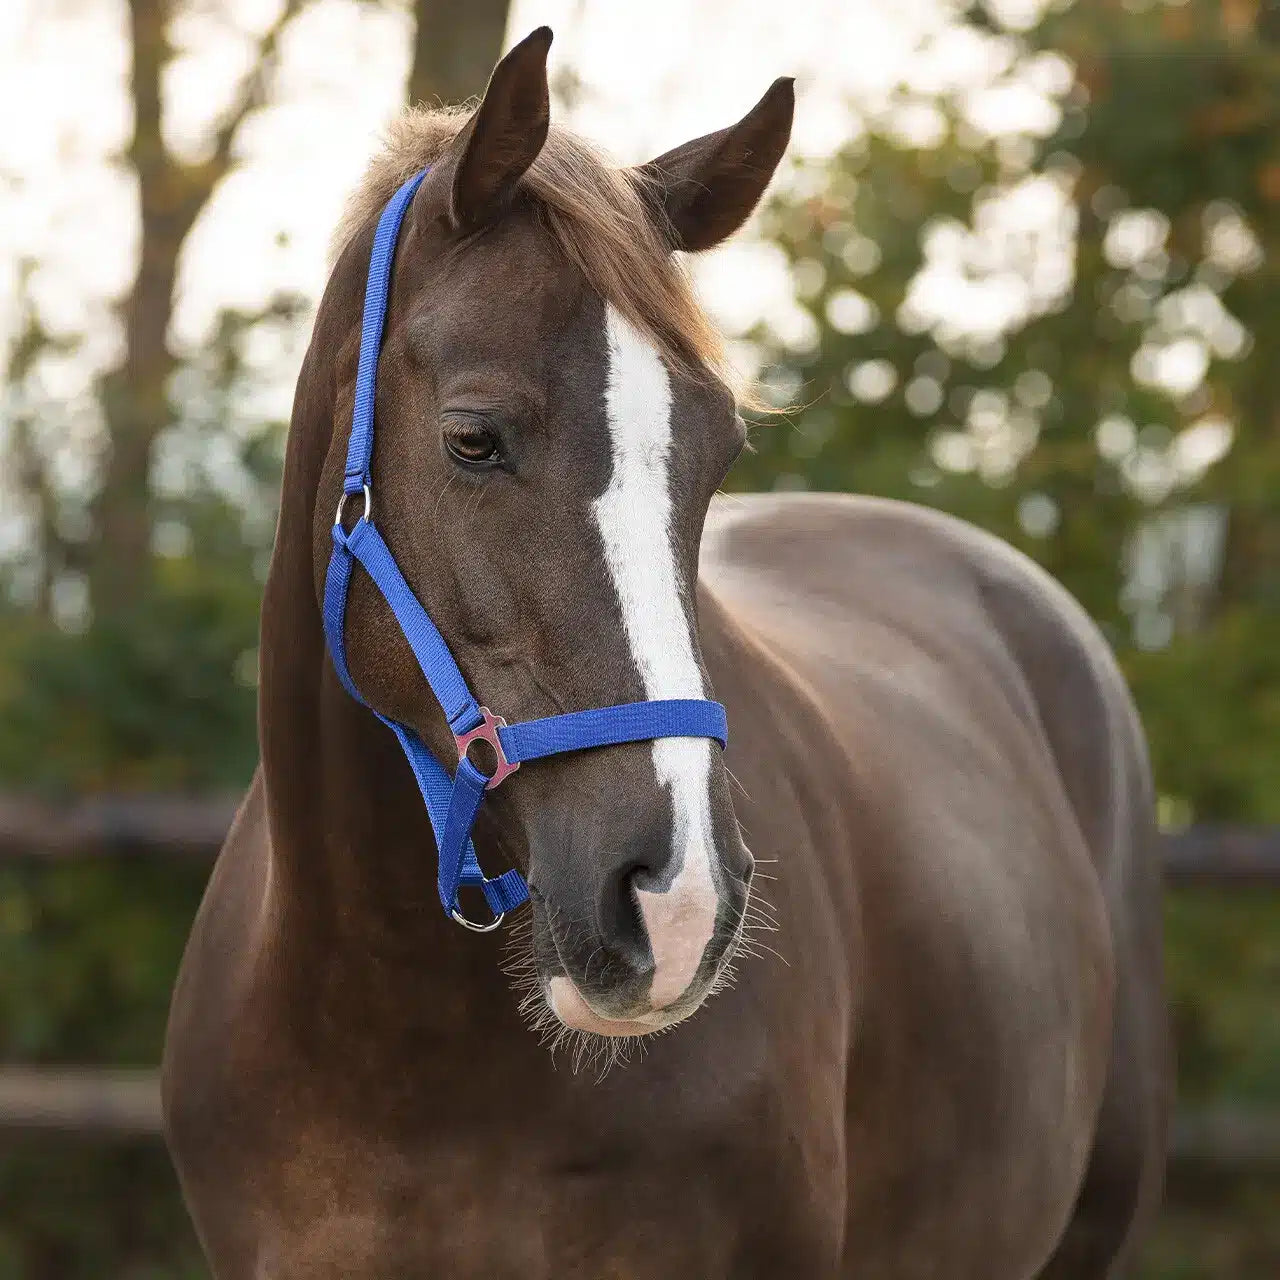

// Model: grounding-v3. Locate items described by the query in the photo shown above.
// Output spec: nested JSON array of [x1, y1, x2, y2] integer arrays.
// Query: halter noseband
[[322, 170, 729, 932]]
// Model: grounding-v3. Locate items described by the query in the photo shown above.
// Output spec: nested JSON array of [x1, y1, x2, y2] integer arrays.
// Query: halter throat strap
[[321, 169, 729, 932]]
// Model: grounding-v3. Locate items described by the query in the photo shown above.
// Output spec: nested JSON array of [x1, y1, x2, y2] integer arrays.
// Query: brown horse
[[163, 28, 1171, 1279]]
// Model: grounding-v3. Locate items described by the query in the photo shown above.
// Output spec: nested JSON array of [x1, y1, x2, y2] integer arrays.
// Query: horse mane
[[333, 104, 734, 389]]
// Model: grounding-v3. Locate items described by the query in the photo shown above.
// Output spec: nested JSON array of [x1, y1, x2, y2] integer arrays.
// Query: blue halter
[[322, 170, 729, 932]]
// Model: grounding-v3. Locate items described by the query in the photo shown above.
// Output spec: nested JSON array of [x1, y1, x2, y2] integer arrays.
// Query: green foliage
[[0, 862, 206, 1065], [0, 861, 208, 1280], [0, 1142, 204, 1280], [1127, 611, 1280, 825], [1165, 890, 1280, 1109], [0, 568, 259, 795], [1142, 1168, 1280, 1280], [1144, 888, 1280, 1278], [733, 0, 1280, 827]]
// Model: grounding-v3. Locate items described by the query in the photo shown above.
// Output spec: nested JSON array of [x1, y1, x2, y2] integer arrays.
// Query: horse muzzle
[[532, 834, 752, 1036]]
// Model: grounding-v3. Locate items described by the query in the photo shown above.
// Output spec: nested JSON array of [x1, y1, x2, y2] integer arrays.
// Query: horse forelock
[[329, 104, 740, 396]]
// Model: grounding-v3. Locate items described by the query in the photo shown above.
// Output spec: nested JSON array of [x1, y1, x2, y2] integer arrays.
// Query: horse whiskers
[[724, 765, 751, 801], [431, 473, 460, 521], [733, 877, 789, 968], [501, 904, 767, 1080], [743, 883, 779, 917], [705, 959, 739, 1001], [742, 899, 782, 931], [499, 906, 647, 1080], [463, 479, 490, 525], [736, 933, 790, 966], [503, 865, 785, 1076]]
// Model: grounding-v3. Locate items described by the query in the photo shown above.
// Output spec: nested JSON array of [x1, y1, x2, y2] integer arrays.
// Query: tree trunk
[[89, 0, 306, 618], [87, 0, 508, 617], [90, 0, 174, 616], [407, 0, 512, 107]]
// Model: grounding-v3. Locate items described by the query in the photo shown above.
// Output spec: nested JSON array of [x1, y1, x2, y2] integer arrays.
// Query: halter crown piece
[[322, 170, 730, 932]]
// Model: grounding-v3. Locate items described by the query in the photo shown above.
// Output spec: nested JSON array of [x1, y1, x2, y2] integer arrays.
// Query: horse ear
[[637, 77, 795, 253], [437, 27, 553, 230]]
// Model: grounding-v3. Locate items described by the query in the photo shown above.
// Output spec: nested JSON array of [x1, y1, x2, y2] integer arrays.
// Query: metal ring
[[453, 707, 520, 791], [450, 906, 505, 933], [334, 484, 373, 528]]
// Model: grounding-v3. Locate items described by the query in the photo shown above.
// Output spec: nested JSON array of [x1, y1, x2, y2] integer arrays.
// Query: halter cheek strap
[[322, 169, 729, 932]]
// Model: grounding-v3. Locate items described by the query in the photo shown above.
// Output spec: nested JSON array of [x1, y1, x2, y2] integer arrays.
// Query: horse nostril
[[597, 858, 654, 970], [623, 861, 660, 896]]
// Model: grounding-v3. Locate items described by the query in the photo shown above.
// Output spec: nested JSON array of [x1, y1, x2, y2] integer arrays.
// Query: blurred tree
[[1, 0, 516, 789], [86, 0, 513, 619], [736, 0, 1280, 824], [93, 0, 309, 617], [3, 261, 79, 621]]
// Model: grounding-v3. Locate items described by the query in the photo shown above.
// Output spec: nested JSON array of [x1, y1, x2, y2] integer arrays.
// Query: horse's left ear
[[637, 77, 795, 253]]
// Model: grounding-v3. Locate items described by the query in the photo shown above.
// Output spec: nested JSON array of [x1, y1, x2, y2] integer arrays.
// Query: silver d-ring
[[334, 484, 373, 528], [451, 906, 505, 934]]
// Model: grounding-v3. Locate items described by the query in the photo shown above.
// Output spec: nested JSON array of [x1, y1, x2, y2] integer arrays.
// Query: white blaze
[[592, 305, 719, 1011]]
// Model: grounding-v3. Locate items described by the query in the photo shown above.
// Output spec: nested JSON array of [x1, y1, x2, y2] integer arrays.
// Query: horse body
[[704, 494, 1169, 1277], [165, 495, 1166, 1279], [164, 29, 1169, 1278]]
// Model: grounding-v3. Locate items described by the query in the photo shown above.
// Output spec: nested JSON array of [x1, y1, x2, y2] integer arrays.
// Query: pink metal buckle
[[454, 707, 520, 791]]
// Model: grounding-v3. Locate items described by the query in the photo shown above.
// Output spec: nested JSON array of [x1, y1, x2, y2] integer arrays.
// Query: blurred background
[[0, 0, 1276, 1275]]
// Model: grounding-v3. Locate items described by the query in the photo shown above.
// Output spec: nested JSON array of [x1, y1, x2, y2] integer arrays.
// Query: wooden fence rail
[[1, 796, 1278, 1163], [1162, 826, 1280, 887], [0, 793, 238, 863], [1, 794, 1278, 884], [0, 1069, 162, 1137]]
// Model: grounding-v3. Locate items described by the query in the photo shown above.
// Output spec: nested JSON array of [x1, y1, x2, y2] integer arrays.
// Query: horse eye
[[443, 420, 502, 467]]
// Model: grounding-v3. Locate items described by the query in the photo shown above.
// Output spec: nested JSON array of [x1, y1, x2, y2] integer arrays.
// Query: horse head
[[306, 28, 793, 1040]]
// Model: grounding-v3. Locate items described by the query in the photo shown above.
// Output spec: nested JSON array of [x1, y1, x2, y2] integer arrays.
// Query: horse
[[163, 27, 1171, 1279]]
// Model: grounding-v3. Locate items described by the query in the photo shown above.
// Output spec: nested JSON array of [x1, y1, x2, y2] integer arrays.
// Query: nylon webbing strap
[[500, 700, 727, 762], [343, 169, 429, 494]]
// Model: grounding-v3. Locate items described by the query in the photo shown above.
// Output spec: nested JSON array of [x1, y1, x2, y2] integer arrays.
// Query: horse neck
[[257, 523, 421, 935], [256, 323, 480, 963]]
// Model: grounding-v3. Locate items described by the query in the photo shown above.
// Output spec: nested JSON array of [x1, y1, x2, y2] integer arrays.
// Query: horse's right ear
[[428, 27, 553, 230]]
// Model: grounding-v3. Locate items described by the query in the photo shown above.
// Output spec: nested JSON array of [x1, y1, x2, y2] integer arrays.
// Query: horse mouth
[[545, 975, 691, 1037], [535, 911, 745, 1040], [514, 874, 752, 1054]]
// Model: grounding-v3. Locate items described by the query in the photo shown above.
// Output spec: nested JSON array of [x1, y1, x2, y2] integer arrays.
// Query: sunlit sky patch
[[0, 0, 1065, 416]]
